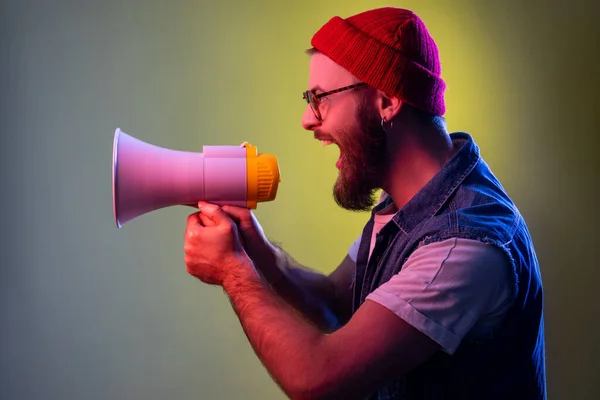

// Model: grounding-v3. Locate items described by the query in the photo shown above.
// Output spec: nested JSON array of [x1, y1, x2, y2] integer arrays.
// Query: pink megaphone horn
[[112, 128, 281, 228]]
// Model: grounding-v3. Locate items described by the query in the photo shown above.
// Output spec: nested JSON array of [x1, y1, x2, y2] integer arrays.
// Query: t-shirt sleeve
[[365, 237, 515, 355], [348, 234, 361, 263]]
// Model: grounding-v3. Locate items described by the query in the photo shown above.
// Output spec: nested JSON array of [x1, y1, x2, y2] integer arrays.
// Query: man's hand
[[184, 201, 252, 286], [220, 205, 278, 265]]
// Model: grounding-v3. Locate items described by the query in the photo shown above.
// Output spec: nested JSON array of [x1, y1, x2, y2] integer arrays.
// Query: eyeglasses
[[302, 82, 366, 121]]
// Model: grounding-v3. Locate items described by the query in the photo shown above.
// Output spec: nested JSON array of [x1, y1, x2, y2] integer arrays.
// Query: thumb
[[198, 201, 230, 225], [221, 204, 253, 224]]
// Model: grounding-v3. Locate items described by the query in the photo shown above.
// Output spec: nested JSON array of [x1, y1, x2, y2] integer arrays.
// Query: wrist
[[223, 256, 261, 292], [262, 245, 289, 286], [249, 242, 278, 266]]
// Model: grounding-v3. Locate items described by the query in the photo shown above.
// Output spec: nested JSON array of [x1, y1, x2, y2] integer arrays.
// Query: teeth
[[321, 140, 334, 147]]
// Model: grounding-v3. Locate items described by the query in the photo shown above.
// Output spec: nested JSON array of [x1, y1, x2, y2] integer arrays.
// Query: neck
[[381, 123, 455, 211]]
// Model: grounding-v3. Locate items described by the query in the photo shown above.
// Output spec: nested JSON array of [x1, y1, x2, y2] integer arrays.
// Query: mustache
[[313, 130, 335, 142]]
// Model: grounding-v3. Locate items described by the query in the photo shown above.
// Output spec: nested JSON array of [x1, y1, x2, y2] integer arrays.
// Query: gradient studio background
[[1, 0, 598, 399]]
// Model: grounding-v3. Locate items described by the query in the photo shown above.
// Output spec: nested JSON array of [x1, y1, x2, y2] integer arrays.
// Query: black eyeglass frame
[[302, 82, 367, 121]]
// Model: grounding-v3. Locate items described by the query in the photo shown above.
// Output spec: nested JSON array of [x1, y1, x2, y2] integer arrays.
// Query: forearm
[[222, 261, 332, 399], [250, 244, 341, 332]]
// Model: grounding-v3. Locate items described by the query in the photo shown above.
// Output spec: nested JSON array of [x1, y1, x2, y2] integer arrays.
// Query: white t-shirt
[[348, 195, 515, 355]]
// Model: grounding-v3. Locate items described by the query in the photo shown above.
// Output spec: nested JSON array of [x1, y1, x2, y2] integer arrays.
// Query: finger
[[185, 212, 202, 241], [197, 202, 231, 226], [221, 205, 252, 224], [197, 201, 215, 211], [199, 212, 216, 227], [186, 212, 201, 229]]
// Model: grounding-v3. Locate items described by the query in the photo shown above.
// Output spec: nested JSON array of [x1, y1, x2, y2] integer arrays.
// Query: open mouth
[[319, 139, 342, 169]]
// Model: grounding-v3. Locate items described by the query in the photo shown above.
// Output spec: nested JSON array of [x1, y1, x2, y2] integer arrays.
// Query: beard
[[332, 99, 388, 211]]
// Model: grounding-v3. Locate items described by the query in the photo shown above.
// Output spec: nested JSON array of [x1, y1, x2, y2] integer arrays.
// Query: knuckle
[[186, 228, 198, 240]]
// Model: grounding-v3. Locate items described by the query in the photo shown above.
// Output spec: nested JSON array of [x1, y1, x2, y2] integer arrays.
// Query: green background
[[1, 0, 598, 398]]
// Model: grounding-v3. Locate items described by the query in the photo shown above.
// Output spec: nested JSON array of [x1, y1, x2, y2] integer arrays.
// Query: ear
[[376, 91, 403, 122]]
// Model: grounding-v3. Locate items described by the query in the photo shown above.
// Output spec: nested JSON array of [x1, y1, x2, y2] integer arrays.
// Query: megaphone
[[112, 128, 281, 228]]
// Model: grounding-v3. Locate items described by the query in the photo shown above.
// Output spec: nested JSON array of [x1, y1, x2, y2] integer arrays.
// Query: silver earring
[[381, 117, 393, 133]]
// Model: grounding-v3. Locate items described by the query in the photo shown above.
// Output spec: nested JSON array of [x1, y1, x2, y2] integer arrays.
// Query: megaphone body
[[112, 128, 280, 228]]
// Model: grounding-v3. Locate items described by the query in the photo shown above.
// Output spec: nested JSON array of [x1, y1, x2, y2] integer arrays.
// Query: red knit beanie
[[311, 7, 446, 116]]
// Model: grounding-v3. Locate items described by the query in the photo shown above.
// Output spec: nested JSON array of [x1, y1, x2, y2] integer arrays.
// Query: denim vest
[[353, 133, 546, 400]]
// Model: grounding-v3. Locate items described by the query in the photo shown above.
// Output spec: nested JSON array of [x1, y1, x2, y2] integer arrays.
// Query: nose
[[301, 104, 320, 131]]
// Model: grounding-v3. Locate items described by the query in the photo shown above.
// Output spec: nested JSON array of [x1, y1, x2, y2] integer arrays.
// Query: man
[[183, 7, 546, 400]]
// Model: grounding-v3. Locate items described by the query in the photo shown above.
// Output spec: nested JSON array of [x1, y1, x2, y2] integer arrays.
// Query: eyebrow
[[309, 85, 325, 92]]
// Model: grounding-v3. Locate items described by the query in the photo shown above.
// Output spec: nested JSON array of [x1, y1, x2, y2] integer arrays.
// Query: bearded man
[[183, 7, 547, 400]]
